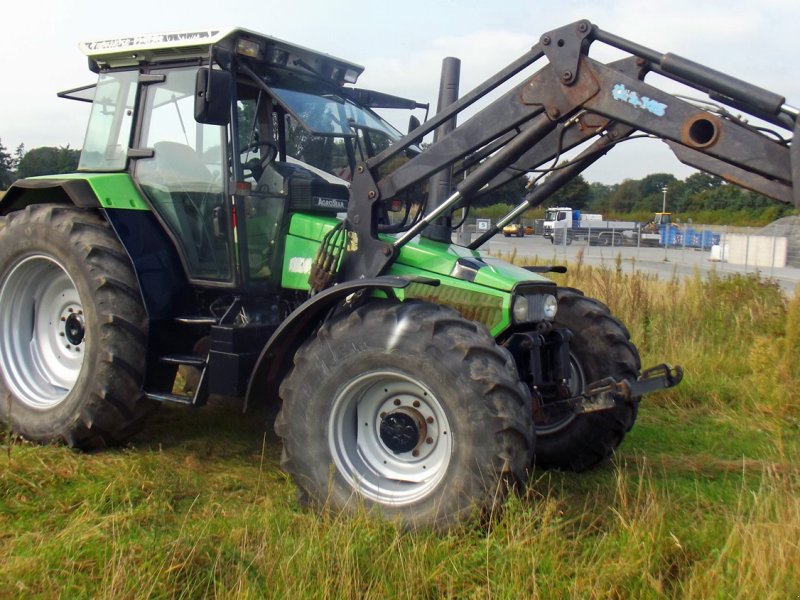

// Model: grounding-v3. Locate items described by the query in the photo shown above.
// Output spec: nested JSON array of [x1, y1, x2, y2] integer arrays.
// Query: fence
[[457, 218, 800, 295]]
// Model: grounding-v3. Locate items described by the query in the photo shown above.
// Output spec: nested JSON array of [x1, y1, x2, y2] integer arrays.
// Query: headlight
[[512, 295, 530, 322], [543, 294, 558, 319], [512, 293, 558, 322]]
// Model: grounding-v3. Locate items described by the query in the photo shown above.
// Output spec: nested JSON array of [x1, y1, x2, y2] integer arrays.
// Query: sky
[[1, 0, 798, 185]]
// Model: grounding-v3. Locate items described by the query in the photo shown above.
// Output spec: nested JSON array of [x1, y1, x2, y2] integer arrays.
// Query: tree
[[586, 181, 613, 212], [606, 179, 641, 213], [541, 171, 591, 209], [14, 146, 80, 179], [470, 172, 529, 208], [639, 173, 679, 198], [0, 138, 15, 189]]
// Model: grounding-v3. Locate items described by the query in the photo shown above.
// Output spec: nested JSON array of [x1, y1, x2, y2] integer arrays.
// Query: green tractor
[[0, 25, 687, 529]]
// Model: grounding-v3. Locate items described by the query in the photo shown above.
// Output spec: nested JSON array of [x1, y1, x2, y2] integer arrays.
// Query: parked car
[[502, 222, 534, 237]]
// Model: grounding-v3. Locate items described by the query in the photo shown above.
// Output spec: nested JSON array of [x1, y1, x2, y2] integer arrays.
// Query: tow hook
[[544, 363, 684, 415], [626, 363, 683, 397], [573, 363, 683, 414]]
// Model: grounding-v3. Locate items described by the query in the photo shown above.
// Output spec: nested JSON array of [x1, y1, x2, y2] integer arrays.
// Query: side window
[[136, 68, 231, 281], [78, 71, 137, 171]]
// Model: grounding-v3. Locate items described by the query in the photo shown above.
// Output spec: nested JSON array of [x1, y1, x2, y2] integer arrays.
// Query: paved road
[[478, 233, 800, 297]]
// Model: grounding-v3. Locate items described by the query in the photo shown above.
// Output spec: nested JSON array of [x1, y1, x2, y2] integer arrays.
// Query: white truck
[[543, 207, 638, 246]]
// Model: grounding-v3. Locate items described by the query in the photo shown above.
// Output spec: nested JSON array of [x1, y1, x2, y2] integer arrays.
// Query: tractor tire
[[0, 204, 156, 449], [275, 300, 533, 530], [531, 288, 641, 471]]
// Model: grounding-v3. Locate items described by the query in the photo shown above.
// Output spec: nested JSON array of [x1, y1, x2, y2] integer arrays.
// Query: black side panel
[[103, 208, 194, 320], [1, 179, 100, 214]]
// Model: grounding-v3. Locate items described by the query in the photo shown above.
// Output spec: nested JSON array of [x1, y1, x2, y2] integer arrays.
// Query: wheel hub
[[64, 311, 85, 346], [379, 408, 427, 454], [533, 354, 584, 433], [328, 370, 453, 506]]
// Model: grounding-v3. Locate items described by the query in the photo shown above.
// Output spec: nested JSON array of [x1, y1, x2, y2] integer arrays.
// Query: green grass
[[2, 263, 800, 598]]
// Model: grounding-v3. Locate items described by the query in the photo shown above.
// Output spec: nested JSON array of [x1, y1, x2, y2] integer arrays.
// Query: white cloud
[[1, 0, 797, 185]]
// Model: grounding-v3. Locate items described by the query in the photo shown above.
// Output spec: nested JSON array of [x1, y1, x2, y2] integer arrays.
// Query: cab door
[[134, 67, 234, 284]]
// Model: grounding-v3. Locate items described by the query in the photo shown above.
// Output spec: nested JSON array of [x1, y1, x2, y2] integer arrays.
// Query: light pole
[[661, 186, 669, 260]]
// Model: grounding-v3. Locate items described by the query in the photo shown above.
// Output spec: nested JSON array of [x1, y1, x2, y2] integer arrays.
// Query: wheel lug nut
[[380, 412, 386, 418], [412, 400, 420, 408], [426, 437, 433, 444], [427, 417, 434, 423], [412, 450, 420, 457], [61, 317, 66, 322], [393, 399, 401, 406], [59, 332, 65, 337]]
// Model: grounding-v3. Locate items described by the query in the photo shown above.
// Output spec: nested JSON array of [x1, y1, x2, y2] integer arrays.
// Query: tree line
[[0, 139, 80, 189], [537, 169, 797, 221], [480, 169, 796, 226]]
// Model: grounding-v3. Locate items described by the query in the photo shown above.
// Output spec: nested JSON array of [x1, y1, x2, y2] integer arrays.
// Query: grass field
[[2, 258, 799, 598]]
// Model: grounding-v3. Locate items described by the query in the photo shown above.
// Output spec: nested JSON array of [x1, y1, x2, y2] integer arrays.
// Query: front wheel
[[531, 288, 641, 471], [275, 301, 533, 530], [0, 205, 155, 449]]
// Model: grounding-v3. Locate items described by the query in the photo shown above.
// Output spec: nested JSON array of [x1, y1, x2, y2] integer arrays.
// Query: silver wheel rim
[[0, 254, 86, 409], [534, 353, 585, 435], [329, 370, 453, 506]]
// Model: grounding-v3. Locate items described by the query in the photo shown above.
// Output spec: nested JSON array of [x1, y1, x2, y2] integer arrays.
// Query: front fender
[[244, 275, 439, 411]]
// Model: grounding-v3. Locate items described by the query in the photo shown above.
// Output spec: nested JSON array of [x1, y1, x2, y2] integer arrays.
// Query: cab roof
[[79, 27, 364, 85]]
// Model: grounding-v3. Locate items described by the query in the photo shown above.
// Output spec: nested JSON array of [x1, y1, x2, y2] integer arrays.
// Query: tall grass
[[2, 259, 799, 598]]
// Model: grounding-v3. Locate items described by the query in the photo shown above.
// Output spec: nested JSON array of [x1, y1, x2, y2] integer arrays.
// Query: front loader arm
[[340, 18, 799, 283]]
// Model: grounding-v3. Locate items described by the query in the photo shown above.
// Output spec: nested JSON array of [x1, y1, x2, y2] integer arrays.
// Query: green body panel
[[287, 212, 341, 240], [390, 263, 511, 335], [283, 213, 556, 336], [282, 214, 342, 289], [392, 238, 552, 290], [31, 173, 150, 210], [282, 234, 322, 289]]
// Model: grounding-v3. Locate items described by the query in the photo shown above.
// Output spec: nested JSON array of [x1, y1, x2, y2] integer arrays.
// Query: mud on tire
[[275, 300, 534, 530], [0, 204, 156, 449]]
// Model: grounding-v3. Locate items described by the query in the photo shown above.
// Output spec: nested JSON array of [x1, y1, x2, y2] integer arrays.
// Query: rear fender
[[0, 177, 189, 321], [1, 178, 101, 214], [244, 276, 439, 411]]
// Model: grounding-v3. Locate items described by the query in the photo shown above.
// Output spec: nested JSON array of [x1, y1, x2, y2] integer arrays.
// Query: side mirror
[[195, 68, 232, 126], [409, 114, 427, 145]]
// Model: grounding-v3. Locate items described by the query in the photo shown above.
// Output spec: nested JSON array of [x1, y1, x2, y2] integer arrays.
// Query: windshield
[[271, 86, 401, 139], [237, 74, 404, 181]]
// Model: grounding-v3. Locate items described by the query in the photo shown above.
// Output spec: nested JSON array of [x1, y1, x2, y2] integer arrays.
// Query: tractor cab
[[653, 212, 672, 227], [69, 28, 418, 290]]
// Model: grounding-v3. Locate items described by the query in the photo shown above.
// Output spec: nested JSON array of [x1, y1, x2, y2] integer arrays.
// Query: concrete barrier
[[720, 234, 787, 268]]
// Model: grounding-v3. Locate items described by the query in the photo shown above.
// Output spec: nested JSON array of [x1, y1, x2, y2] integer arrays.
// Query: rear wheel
[[276, 301, 533, 530], [531, 288, 641, 471], [0, 205, 155, 449]]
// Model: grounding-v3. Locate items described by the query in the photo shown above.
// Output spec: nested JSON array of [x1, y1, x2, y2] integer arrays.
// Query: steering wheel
[[242, 141, 278, 181]]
